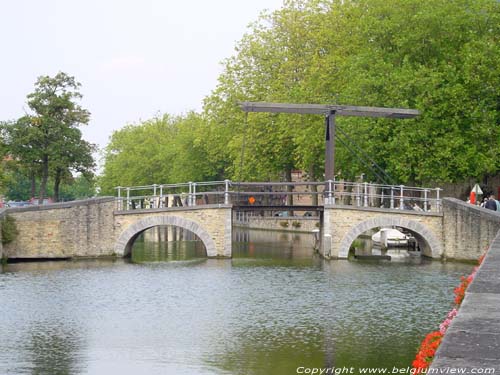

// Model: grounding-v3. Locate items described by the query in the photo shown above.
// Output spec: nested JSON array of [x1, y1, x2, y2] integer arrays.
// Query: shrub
[[1, 215, 18, 245]]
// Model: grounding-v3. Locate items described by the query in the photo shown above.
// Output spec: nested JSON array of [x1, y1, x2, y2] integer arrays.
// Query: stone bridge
[[1, 196, 498, 262], [0, 198, 231, 259]]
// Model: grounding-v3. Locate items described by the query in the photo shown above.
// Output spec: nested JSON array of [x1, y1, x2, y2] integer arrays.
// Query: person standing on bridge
[[484, 195, 498, 211]]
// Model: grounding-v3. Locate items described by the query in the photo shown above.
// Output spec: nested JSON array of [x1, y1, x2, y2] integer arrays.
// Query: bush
[[1, 215, 18, 245]]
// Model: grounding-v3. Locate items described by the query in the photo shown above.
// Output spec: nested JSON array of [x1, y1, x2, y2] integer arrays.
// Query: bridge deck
[[232, 205, 323, 212]]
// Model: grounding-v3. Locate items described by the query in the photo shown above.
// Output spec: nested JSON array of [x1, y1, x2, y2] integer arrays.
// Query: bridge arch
[[338, 216, 442, 259], [114, 215, 217, 257]]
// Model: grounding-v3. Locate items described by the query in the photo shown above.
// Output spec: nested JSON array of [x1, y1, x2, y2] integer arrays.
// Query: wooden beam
[[239, 101, 419, 119]]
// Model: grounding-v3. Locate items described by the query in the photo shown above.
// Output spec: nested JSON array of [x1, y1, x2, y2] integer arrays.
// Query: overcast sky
[[0, 0, 284, 158]]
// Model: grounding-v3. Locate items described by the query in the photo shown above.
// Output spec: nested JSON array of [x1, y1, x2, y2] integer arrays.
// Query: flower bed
[[411, 254, 486, 373]]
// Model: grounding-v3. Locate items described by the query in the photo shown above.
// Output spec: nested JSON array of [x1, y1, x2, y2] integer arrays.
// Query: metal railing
[[114, 180, 442, 212]]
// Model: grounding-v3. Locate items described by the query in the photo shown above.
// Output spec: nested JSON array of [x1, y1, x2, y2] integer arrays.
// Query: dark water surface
[[0, 228, 472, 375]]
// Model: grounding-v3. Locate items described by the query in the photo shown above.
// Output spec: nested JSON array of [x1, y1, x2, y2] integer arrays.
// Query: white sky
[[0, 0, 284, 156]]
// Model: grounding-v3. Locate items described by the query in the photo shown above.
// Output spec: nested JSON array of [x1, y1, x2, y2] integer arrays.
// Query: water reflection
[[0, 228, 474, 375], [131, 226, 206, 263], [26, 323, 85, 375], [352, 234, 423, 262]]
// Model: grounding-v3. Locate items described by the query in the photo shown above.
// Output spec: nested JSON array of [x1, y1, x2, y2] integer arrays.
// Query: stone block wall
[[114, 205, 232, 257], [239, 216, 319, 233], [442, 198, 500, 261], [323, 205, 444, 259], [3, 198, 116, 259]]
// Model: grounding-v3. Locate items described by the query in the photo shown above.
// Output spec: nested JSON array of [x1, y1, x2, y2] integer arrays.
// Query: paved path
[[431, 231, 500, 373]]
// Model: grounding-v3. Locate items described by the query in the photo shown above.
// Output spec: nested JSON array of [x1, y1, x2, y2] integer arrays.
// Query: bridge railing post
[[192, 182, 197, 206], [224, 179, 230, 205], [117, 186, 122, 210], [399, 185, 405, 210], [436, 188, 442, 212], [326, 179, 333, 205], [424, 189, 428, 212], [188, 182, 192, 207], [332, 180, 336, 205], [363, 182, 368, 207], [390, 187, 394, 209], [356, 183, 361, 207], [126, 188, 130, 210], [152, 184, 157, 208], [159, 185, 163, 208]]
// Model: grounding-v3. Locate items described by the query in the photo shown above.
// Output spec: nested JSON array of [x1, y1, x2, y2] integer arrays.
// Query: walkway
[[431, 222, 500, 372]]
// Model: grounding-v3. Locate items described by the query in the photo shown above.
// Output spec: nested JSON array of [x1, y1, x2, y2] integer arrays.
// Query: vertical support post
[[117, 186, 122, 210], [126, 188, 130, 210], [153, 184, 157, 208], [436, 188, 441, 212], [424, 189, 428, 212], [332, 180, 336, 205], [363, 182, 368, 207], [325, 111, 336, 181], [159, 185, 163, 208], [224, 179, 230, 205], [192, 183, 197, 206], [399, 185, 405, 210], [327, 179, 333, 205], [188, 182, 192, 207], [390, 187, 395, 209], [356, 183, 361, 207]]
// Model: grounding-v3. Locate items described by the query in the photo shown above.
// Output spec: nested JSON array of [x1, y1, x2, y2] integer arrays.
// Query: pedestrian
[[480, 197, 488, 207], [484, 195, 497, 211]]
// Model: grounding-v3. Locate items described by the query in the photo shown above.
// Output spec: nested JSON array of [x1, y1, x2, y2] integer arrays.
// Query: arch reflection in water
[[130, 225, 207, 263], [350, 227, 428, 262]]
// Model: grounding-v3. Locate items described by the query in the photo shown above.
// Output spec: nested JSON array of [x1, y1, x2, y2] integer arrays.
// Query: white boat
[[371, 228, 410, 247]]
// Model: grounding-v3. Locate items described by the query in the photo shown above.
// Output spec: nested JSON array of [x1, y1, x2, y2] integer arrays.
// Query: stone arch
[[338, 216, 442, 259], [114, 215, 217, 257]]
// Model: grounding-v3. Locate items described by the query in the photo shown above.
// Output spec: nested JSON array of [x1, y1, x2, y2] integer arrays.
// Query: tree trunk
[[39, 155, 49, 205], [53, 168, 62, 202]]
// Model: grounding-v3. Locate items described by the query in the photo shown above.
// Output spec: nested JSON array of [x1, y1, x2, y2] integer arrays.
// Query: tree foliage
[[1, 72, 95, 202], [99, 113, 221, 195], [100, 0, 500, 189]]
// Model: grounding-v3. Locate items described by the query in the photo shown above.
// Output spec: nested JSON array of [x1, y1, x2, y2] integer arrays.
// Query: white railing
[[114, 180, 442, 212]]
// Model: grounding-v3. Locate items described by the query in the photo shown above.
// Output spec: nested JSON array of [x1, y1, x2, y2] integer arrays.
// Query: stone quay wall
[[236, 216, 319, 233], [431, 227, 500, 371], [442, 198, 500, 261], [3, 198, 116, 259]]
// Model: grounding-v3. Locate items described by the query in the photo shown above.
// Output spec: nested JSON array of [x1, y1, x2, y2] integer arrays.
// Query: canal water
[[0, 228, 472, 375]]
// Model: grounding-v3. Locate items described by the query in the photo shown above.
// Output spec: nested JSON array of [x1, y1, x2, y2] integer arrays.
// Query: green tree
[[99, 113, 219, 195], [2, 72, 94, 202]]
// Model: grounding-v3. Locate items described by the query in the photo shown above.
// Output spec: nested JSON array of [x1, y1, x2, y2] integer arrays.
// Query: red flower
[[412, 252, 487, 371]]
